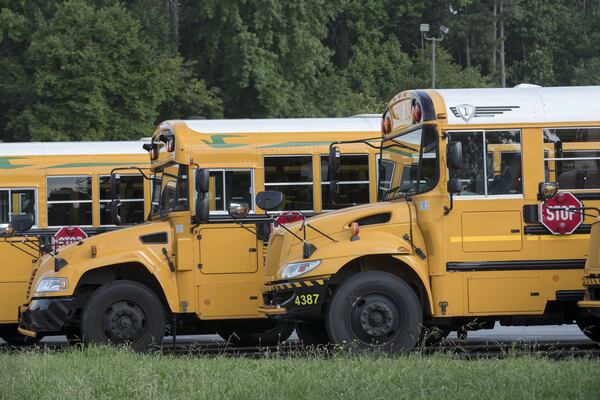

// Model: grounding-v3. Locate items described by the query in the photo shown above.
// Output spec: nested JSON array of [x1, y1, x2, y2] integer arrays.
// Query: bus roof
[[0, 140, 148, 156], [175, 117, 381, 134], [433, 86, 600, 125]]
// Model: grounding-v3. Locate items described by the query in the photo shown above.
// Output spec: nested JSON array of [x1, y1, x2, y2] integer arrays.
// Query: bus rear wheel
[[80, 280, 166, 352], [326, 271, 422, 354], [577, 315, 600, 342]]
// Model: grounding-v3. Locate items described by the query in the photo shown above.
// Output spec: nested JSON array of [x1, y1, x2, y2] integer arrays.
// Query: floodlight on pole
[[421, 24, 450, 89]]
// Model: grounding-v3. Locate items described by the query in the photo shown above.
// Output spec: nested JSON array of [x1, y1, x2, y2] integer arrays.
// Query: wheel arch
[[330, 254, 434, 315], [75, 262, 177, 313]]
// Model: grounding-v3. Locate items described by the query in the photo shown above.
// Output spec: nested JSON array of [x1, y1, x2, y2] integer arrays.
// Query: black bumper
[[19, 298, 76, 334], [263, 278, 329, 319]]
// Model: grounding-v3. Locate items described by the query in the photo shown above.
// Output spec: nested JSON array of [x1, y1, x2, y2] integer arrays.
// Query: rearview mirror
[[538, 181, 559, 201], [447, 179, 463, 194], [195, 196, 210, 223], [196, 169, 210, 194], [110, 174, 118, 200], [228, 202, 250, 219], [11, 214, 34, 232], [446, 141, 463, 170], [256, 191, 284, 211], [110, 199, 121, 225], [328, 146, 340, 183]]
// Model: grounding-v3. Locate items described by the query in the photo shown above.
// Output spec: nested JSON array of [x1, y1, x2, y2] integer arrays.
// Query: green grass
[[0, 346, 599, 400]]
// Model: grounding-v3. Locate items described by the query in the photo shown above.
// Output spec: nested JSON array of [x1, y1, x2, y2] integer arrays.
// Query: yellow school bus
[[259, 86, 600, 352], [17, 117, 381, 350], [0, 141, 151, 345]]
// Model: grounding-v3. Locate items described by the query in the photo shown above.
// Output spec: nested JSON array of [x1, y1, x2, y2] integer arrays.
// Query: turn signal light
[[411, 102, 422, 124], [381, 111, 391, 135]]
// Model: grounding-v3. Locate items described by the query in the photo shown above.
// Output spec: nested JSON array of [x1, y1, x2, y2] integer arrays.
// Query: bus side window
[[47, 176, 92, 227], [486, 130, 523, 195], [99, 175, 145, 225], [0, 188, 36, 227], [543, 127, 600, 190], [207, 170, 253, 213], [264, 156, 313, 211], [448, 131, 485, 196], [448, 130, 522, 196], [321, 154, 370, 210]]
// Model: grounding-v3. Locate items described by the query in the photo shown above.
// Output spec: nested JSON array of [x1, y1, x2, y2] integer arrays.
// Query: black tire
[[326, 271, 422, 354], [0, 325, 42, 347], [577, 316, 600, 342], [218, 321, 294, 347], [80, 280, 166, 351], [295, 320, 330, 346]]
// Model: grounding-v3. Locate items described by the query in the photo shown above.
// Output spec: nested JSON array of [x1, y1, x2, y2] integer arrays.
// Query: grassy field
[[0, 346, 599, 400]]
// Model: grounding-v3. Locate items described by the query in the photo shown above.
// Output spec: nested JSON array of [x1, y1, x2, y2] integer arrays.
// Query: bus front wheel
[[326, 271, 422, 353], [80, 280, 166, 352]]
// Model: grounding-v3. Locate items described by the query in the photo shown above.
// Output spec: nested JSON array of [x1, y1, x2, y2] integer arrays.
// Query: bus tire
[[218, 321, 293, 347], [0, 325, 42, 346], [295, 320, 330, 346], [80, 280, 166, 351], [326, 271, 422, 354], [577, 316, 600, 342]]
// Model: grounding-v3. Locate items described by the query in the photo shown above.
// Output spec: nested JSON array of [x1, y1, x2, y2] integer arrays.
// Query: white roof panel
[[436, 86, 600, 125], [181, 117, 381, 134], [0, 140, 148, 156]]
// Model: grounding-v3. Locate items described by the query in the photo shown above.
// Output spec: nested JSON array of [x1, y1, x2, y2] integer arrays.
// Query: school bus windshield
[[378, 125, 438, 200], [151, 164, 189, 217]]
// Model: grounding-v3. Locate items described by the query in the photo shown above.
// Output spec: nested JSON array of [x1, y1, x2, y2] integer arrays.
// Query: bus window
[[208, 170, 253, 213], [0, 189, 36, 226], [486, 131, 523, 195], [449, 130, 522, 197], [47, 176, 93, 226], [543, 127, 600, 190], [264, 156, 313, 211], [99, 175, 145, 225], [378, 159, 395, 200], [321, 154, 369, 210]]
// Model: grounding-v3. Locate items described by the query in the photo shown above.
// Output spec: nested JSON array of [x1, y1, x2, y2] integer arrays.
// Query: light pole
[[420, 24, 449, 89]]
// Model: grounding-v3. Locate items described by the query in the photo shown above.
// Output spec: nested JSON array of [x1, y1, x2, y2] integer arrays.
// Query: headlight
[[35, 278, 68, 293], [282, 260, 321, 280]]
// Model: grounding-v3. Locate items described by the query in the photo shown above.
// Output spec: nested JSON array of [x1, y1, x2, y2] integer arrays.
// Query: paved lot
[[1, 323, 592, 346]]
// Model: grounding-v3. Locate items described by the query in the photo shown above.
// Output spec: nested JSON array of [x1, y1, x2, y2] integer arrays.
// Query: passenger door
[[444, 130, 543, 314]]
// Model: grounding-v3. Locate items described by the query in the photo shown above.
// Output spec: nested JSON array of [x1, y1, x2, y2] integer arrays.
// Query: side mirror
[[110, 174, 118, 200], [110, 199, 122, 225], [195, 196, 210, 223], [538, 181, 559, 201], [446, 141, 463, 170], [447, 178, 463, 194], [11, 214, 34, 232], [228, 202, 250, 219], [256, 191, 284, 211], [196, 169, 210, 194], [328, 146, 340, 183]]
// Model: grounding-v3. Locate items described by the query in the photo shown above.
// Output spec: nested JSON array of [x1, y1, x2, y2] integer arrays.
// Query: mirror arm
[[232, 218, 257, 235], [110, 166, 152, 181], [272, 218, 304, 243], [306, 223, 337, 243], [443, 193, 454, 216]]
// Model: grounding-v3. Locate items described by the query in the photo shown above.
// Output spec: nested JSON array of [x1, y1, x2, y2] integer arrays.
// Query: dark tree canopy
[[1, 0, 599, 141]]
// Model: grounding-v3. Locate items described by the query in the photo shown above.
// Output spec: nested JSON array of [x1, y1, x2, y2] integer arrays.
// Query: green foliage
[[1, 0, 599, 142]]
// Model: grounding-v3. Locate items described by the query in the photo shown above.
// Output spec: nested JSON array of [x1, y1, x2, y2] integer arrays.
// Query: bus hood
[[265, 201, 412, 281], [29, 221, 173, 300]]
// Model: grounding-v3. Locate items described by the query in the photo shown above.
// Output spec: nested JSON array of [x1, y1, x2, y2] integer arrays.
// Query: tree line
[[1, 0, 599, 142]]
